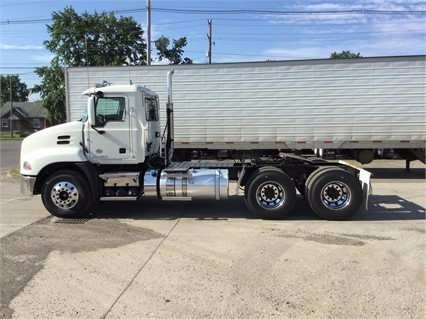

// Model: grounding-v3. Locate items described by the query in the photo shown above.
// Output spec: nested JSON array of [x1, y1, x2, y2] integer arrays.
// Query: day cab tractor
[[20, 70, 371, 220]]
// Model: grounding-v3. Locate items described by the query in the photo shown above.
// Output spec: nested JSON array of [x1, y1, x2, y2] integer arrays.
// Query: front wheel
[[245, 167, 296, 220], [41, 170, 91, 218], [306, 168, 362, 220]]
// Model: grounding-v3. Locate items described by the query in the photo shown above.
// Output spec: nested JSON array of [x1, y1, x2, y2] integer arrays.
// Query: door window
[[95, 97, 126, 127], [145, 97, 159, 121]]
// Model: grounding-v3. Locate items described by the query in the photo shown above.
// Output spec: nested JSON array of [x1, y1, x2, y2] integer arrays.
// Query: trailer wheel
[[306, 168, 362, 220], [245, 167, 296, 220], [41, 170, 90, 218]]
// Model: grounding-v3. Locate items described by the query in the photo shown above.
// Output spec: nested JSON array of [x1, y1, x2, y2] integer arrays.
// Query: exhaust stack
[[165, 69, 175, 166]]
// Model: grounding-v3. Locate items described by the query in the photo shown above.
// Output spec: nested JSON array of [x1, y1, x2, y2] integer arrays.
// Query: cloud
[[357, 37, 426, 56], [264, 0, 426, 25], [262, 47, 334, 60], [31, 54, 54, 63], [263, 34, 425, 61], [0, 43, 44, 50]]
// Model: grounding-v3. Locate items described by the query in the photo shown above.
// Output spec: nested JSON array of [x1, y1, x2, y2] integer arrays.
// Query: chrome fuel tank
[[159, 169, 229, 200]]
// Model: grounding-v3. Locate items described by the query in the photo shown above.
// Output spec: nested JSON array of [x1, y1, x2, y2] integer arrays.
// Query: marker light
[[23, 161, 32, 171]]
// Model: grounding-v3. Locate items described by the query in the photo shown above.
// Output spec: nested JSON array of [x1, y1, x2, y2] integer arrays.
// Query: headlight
[[23, 161, 32, 171]]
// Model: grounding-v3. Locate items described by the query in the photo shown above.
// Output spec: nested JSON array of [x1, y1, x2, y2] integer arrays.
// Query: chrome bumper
[[20, 175, 36, 196]]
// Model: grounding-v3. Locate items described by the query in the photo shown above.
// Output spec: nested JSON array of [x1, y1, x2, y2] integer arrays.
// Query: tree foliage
[[35, 6, 147, 122], [330, 50, 363, 59], [45, 7, 146, 67], [32, 61, 66, 121], [1, 75, 29, 106], [155, 36, 193, 64]]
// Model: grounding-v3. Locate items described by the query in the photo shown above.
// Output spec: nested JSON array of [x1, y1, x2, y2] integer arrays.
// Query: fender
[[75, 162, 100, 209]]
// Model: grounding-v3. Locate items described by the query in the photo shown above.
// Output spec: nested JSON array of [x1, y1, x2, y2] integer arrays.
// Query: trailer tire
[[306, 168, 362, 220], [245, 167, 296, 220], [41, 170, 91, 218]]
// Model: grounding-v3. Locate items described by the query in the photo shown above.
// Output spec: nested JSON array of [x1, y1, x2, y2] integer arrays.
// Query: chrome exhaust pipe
[[165, 69, 175, 166]]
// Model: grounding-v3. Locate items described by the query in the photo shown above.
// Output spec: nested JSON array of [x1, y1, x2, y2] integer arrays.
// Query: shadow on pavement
[[368, 167, 425, 180], [88, 194, 425, 222]]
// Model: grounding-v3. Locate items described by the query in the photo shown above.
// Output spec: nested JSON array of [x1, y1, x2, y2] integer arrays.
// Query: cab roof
[[82, 84, 157, 97]]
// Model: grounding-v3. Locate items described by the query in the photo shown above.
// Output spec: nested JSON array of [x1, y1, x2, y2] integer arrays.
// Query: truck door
[[87, 95, 131, 162]]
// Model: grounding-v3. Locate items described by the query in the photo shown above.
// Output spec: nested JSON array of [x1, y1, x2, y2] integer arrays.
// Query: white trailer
[[65, 55, 425, 165]]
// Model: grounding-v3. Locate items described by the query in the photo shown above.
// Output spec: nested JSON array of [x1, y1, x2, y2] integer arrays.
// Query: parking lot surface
[[0, 160, 425, 319]]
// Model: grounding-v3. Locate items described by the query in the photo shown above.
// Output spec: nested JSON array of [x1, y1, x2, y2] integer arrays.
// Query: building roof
[[1, 101, 47, 118]]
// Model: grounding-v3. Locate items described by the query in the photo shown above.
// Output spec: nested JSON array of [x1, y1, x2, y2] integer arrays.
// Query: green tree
[[35, 6, 147, 121], [155, 36, 193, 64], [330, 50, 363, 59], [32, 61, 66, 122], [0, 75, 29, 106], [45, 7, 146, 67]]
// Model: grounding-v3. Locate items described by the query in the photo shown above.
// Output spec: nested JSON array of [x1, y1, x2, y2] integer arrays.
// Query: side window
[[33, 119, 41, 129], [145, 96, 159, 121], [95, 97, 126, 127]]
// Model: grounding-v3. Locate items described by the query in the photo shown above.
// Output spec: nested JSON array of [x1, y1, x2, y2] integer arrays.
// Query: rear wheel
[[299, 166, 334, 197], [306, 168, 362, 220], [245, 167, 296, 220], [41, 170, 91, 218]]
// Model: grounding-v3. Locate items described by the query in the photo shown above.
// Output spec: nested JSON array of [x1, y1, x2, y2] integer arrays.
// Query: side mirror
[[86, 96, 105, 134], [87, 96, 96, 126]]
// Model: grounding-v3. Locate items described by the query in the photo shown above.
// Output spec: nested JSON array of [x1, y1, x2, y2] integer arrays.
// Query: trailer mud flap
[[339, 160, 372, 211]]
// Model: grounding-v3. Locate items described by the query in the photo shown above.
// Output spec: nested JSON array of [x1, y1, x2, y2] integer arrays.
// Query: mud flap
[[339, 160, 372, 211]]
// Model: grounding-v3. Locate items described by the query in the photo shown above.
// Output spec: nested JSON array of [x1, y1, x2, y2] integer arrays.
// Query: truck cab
[[83, 84, 161, 164], [20, 83, 162, 211]]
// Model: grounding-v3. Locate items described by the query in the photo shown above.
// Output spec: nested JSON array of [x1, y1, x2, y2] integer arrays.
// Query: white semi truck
[[21, 70, 371, 221], [65, 55, 426, 167]]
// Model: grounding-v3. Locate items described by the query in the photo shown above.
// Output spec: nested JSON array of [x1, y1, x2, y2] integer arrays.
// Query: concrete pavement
[[0, 141, 21, 171], [0, 160, 425, 319]]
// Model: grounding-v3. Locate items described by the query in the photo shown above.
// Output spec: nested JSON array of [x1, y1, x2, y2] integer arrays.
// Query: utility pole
[[146, 0, 151, 65], [9, 75, 13, 138], [207, 19, 212, 64]]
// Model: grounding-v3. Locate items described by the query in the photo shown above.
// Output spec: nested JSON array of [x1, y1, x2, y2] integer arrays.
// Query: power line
[[215, 29, 426, 37], [0, 67, 39, 69], [0, 18, 52, 25], [2, 6, 425, 25], [151, 7, 426, 15], [214, 34, 425, 42], [184, 50, 317, 59]]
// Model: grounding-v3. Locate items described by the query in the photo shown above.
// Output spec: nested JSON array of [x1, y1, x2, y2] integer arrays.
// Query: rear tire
[[306, 168, 362, 220], [245, 167, 296, 220], [299, 166, 335, 197], [41, 170, 91, 218]]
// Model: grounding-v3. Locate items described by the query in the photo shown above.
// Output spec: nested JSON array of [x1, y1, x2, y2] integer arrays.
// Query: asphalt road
[[0, 160, 425, 319], [0, 140, 21, 170]]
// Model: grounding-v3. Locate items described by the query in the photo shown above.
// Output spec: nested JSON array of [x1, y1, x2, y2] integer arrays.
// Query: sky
[[1, 0, 425, 101]]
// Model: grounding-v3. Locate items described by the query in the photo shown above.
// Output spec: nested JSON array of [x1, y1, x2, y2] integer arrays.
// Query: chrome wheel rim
[[50, 181, 79, 209], [256, 182, 285, 209], [320, 181, 351, 210]]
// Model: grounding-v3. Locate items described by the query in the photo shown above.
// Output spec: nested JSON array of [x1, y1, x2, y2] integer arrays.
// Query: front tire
[[245, 167, 296, 220], [41, 170, 91, 218]]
